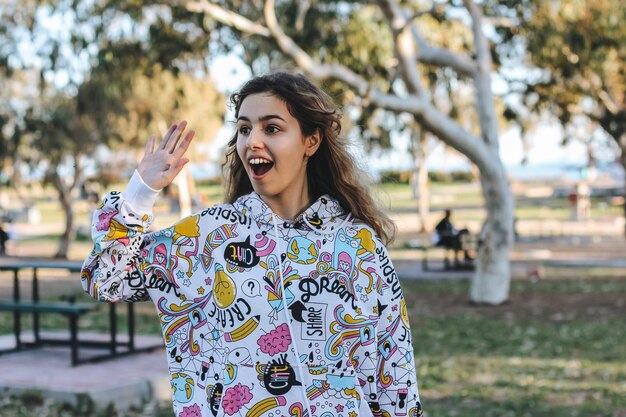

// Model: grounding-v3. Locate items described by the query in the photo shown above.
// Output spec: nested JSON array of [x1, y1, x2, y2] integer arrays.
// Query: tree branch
[[294, 0, 311, 32], [396, 3, 477, 76], [188, 0, 490, 168], [400, 3, 447, 30], [598, 89, 621, 115], [464, 0, 498, 147], [414, 42, 477, 76], [187, 1, 271, 37], [261, 0, 374, 97], [70, 152, 82, 190], [464, 0, 491, 73], [376, 0, 428, 96]]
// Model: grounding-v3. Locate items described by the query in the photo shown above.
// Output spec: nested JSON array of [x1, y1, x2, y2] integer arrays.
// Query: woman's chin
[[249, 183, 272, 198]]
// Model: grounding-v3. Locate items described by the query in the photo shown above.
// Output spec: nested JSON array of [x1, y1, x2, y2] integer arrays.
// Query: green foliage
[[0, 0, 228, 256], [516, 0, 626, 150], [76, 0, 227, 155], [0, 0, 226, 182], [379, 170, 412, 184], [80, 62, 225, 153], [379, 169, 475, 185], [428, 170, 476, 183]]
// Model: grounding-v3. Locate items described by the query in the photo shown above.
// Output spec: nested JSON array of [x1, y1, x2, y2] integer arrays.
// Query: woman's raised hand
[[137, 121, 195, 190]]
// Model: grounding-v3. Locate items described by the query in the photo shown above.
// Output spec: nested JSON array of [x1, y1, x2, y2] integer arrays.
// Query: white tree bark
[[189, 0, 514, 304], [409, 128, 430, 232], [176, 164, 193, 218]]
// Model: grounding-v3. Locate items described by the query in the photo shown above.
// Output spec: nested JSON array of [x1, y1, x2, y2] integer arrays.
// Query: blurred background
[[0, 1, 624, 416]]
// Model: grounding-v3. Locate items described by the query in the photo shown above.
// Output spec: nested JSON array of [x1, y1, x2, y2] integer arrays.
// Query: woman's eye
[[238, 126, 250, 135], [265, 125, 280, 134]]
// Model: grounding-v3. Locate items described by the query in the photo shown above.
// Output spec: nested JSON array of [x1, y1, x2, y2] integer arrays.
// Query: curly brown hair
[[223, 71, 396, 244]]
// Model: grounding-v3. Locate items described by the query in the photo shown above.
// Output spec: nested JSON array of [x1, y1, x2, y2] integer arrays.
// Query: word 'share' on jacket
[[81, 173, 422, 417]]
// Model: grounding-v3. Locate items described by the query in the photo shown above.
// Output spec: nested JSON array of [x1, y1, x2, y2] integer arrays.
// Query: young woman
[[82, 72, 423, 417]]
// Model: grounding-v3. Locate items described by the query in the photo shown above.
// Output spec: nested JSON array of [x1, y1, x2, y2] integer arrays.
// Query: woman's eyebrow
[[237, 114, 286, 122]]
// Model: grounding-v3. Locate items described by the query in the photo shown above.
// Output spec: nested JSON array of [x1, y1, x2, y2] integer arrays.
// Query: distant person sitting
[[433, 209, 473, 266], [0, 223, 9, 255]]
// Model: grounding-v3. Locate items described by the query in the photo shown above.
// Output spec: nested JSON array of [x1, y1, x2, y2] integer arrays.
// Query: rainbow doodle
[[246, 396, 287, 417]]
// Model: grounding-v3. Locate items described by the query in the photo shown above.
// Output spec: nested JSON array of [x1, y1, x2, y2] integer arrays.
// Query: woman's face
[[236, 93, 320, 203]]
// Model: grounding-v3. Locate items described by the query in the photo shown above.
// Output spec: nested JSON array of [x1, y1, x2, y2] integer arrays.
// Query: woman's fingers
[[172, 157, 190, 174], [172, 129, 195, 158], [165, 120, 188, 153], [160, 123, 179, 150], [144, 134, 157, 155], [139, 121, 193, 190]]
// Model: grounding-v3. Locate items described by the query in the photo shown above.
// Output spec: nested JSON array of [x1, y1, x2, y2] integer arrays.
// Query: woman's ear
[[305, 129, 322, 157]]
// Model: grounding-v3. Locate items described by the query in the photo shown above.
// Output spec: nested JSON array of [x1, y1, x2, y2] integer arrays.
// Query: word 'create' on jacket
[[81, 172, 423, 417]]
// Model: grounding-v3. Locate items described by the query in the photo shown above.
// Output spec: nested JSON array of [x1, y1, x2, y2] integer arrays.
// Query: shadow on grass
[[425, 395, 626, 417]]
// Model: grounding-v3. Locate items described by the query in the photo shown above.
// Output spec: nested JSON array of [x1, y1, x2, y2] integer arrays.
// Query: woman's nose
[[247, 127, 264, 149]]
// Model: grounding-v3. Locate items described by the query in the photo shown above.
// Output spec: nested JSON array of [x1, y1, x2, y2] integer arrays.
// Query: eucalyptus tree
[[79, 45, 225, 217], [497, 0, 626, 235], [187, 0, 515, 304], [0, 0, 225, 256], [21, 97, 100, 258], [0, 0, 105, 257]]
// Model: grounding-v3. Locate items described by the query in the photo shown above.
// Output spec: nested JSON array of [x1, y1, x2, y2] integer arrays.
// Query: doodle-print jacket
[[81, 172, 423, 417]]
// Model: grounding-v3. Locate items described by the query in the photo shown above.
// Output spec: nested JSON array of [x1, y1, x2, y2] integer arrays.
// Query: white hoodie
[[81, 171, 423, 417]]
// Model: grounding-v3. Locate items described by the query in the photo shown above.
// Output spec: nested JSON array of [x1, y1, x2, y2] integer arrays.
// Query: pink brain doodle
[[257, 323, 292, 355], [178, 403, 202, 417], [222, 383, 253, 415], [95, 209, 119, 231]]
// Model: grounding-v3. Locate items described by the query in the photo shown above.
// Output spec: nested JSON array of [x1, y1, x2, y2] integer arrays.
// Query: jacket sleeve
[[373, 237, 423, 417], [80, 171, 160, 303]]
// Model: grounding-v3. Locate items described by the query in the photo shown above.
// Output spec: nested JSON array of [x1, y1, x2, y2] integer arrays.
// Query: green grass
[[373, 182, 485, 212], [2, 276, 625, 416], [400, 278, 626, 416]]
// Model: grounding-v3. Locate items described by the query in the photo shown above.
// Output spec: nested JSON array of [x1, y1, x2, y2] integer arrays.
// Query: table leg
[[128, 303, 135, 351], [69, 314, 78, 366], [32, 268, 40, 343], [12, 269, 21, 349], [109, 302, 117, 354]]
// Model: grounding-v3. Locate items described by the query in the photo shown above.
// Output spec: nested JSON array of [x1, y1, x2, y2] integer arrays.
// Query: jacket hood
[[233, 192, 352, 235]]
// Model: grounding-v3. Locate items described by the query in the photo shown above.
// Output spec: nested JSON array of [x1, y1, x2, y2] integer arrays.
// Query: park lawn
[[1, 274, 625, 417], [403, 277, 626, 417], [11, 180, 619, 256]]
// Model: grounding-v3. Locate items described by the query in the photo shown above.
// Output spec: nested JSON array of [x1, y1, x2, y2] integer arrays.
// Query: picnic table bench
[[407, 240, 475, 271], [0, 300, 97, 366], [0, 259, 160, 366]]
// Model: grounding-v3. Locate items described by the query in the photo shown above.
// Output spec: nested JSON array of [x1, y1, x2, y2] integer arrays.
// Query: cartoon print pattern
[[82, 190, 423, 417]]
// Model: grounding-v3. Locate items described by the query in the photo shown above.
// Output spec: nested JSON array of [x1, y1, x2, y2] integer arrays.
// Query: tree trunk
[[470, 152, 514, 304], [416, 161, 429, 232], [2, 160, 30, 208], [192, 0, 516, 304], [52, 171, 74, 259], [175, 164, 193, 218], [156, 117, 194, 218], [621, 146, 626, 238], [409, 128, 430, 232]]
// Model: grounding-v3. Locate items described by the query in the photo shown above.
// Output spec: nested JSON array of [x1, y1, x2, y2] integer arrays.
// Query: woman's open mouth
[[249, 157, 274, 177]]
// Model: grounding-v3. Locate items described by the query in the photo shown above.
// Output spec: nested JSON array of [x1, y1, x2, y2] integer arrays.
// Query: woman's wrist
[[122, 170, 161, 214]]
